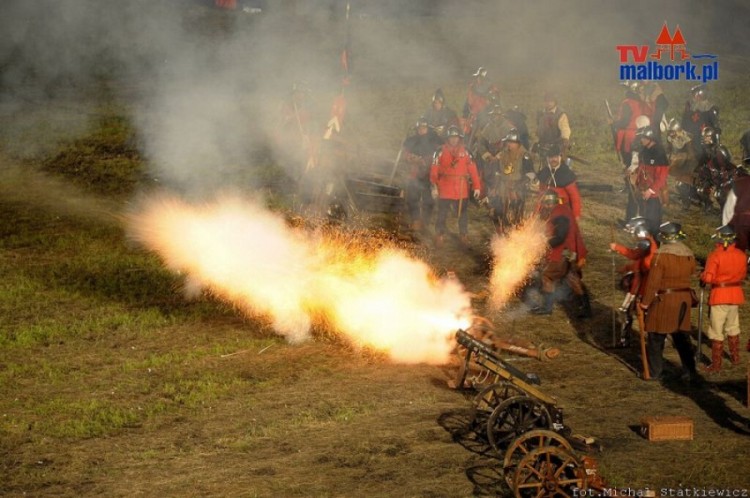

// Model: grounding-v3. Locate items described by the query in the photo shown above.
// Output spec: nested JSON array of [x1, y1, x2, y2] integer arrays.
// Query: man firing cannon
[[529, 190, 591, 319]]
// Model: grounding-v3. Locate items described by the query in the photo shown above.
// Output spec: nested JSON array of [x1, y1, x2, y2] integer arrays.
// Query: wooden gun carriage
[[453, 329, 607, 497]]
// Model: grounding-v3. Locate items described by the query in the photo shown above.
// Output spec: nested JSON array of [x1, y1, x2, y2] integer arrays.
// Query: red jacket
[[636, 143, 669, 195], [612, 234, 657, 294], [540, 183, 582, 220], [546, 203, 587, 263], [430, 143, 481, 200], [615, 98, 645, 154], [701, 243, 747, 305]]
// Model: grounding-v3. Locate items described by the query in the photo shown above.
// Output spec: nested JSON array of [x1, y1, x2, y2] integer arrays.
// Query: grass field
[[2, 2, 750, 497]]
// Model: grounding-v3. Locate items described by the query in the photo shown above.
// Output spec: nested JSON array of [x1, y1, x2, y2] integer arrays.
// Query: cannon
[[453, 329, 605, 497], [454, 329, 565, 450]]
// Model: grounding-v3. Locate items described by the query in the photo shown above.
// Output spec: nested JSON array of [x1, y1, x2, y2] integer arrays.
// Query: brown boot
[[702, 340, 724, 373], [727, 335, 741, 365], [746, 338, 750, 352]]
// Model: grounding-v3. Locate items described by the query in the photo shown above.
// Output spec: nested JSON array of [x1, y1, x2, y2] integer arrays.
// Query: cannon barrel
[[456, 329, 541, 385]]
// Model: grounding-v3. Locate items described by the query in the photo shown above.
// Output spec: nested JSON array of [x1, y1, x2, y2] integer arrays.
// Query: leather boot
[[702, 340, 723, 373], [727, 335, 741, 365], [576, 293, 593, 319], [531, 292, 554, 315]]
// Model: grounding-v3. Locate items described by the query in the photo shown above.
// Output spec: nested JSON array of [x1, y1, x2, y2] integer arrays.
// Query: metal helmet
[[691, 84, 707, 100], [667, 118, 682, 134], [446, 125, 462, 138], [635, 125, 656, 141], [473, 66, 488, 78], [622, 80, 642, 94], [416, 116, 429, 128], [432, 88, 445, 104], [712, 225, 737, 247], [625, 216, 650, 239], [701, 126, 718, 145], [540, 189, 561, 207], [658, 221, 685, 243], [488, 104, 504, 115], [502, 128, 521, 144], [635, 115, 651, 129]]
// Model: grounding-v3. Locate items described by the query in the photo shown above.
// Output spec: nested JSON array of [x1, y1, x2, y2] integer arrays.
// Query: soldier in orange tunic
[[699, 225, 747, 372]]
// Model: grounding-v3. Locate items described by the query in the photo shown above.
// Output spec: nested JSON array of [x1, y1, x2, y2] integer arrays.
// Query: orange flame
[[127, 193, 472, 364], [488, 218, 548, 309]]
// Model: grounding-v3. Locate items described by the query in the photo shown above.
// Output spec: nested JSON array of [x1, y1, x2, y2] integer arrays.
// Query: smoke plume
[[128, 193, 472, 364], [488, 218, 548, 309]]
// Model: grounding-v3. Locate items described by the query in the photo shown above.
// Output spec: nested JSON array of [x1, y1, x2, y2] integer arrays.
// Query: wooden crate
[[640, 416, 693, 441]]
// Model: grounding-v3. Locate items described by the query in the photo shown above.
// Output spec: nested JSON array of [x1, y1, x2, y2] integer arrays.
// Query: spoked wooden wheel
[[468, 381, 526, 433], [502, 430, 573, 487], [487, 396, 552, 452], [472, 381, 525, 413], [512, 446, 587, 498]]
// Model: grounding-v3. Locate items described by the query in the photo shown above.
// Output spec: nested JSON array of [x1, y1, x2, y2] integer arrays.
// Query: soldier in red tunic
[[627, 125, 669, 234], [610, 216, 658, 346], [430, 125, 482, 247], [699, 225, 747, 372], [530, 190, 590, 318], [462, 67, 498, 140], [611, 81, 648, 168], [535, 143, 582, 221]]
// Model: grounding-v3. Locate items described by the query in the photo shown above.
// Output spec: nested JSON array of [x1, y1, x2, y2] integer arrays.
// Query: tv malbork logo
[[617, 22, 718, 83]]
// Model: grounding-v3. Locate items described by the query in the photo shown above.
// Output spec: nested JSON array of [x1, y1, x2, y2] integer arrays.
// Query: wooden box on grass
[[640, 416, 693, 441]]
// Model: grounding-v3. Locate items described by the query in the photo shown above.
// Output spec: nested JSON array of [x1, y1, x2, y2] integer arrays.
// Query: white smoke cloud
[[127, 193, 472, 363]]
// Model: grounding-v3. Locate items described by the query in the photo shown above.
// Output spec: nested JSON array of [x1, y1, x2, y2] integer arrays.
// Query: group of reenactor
[[402, 66, 590, 319], [608, 81, 750, 381], [403, 69, 750, 382], [612, 216, 747, 382]]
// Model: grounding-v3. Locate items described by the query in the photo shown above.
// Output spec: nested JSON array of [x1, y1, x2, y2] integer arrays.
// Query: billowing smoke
[[3, 0, 749, 169], [127, 193, 472, 364]]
